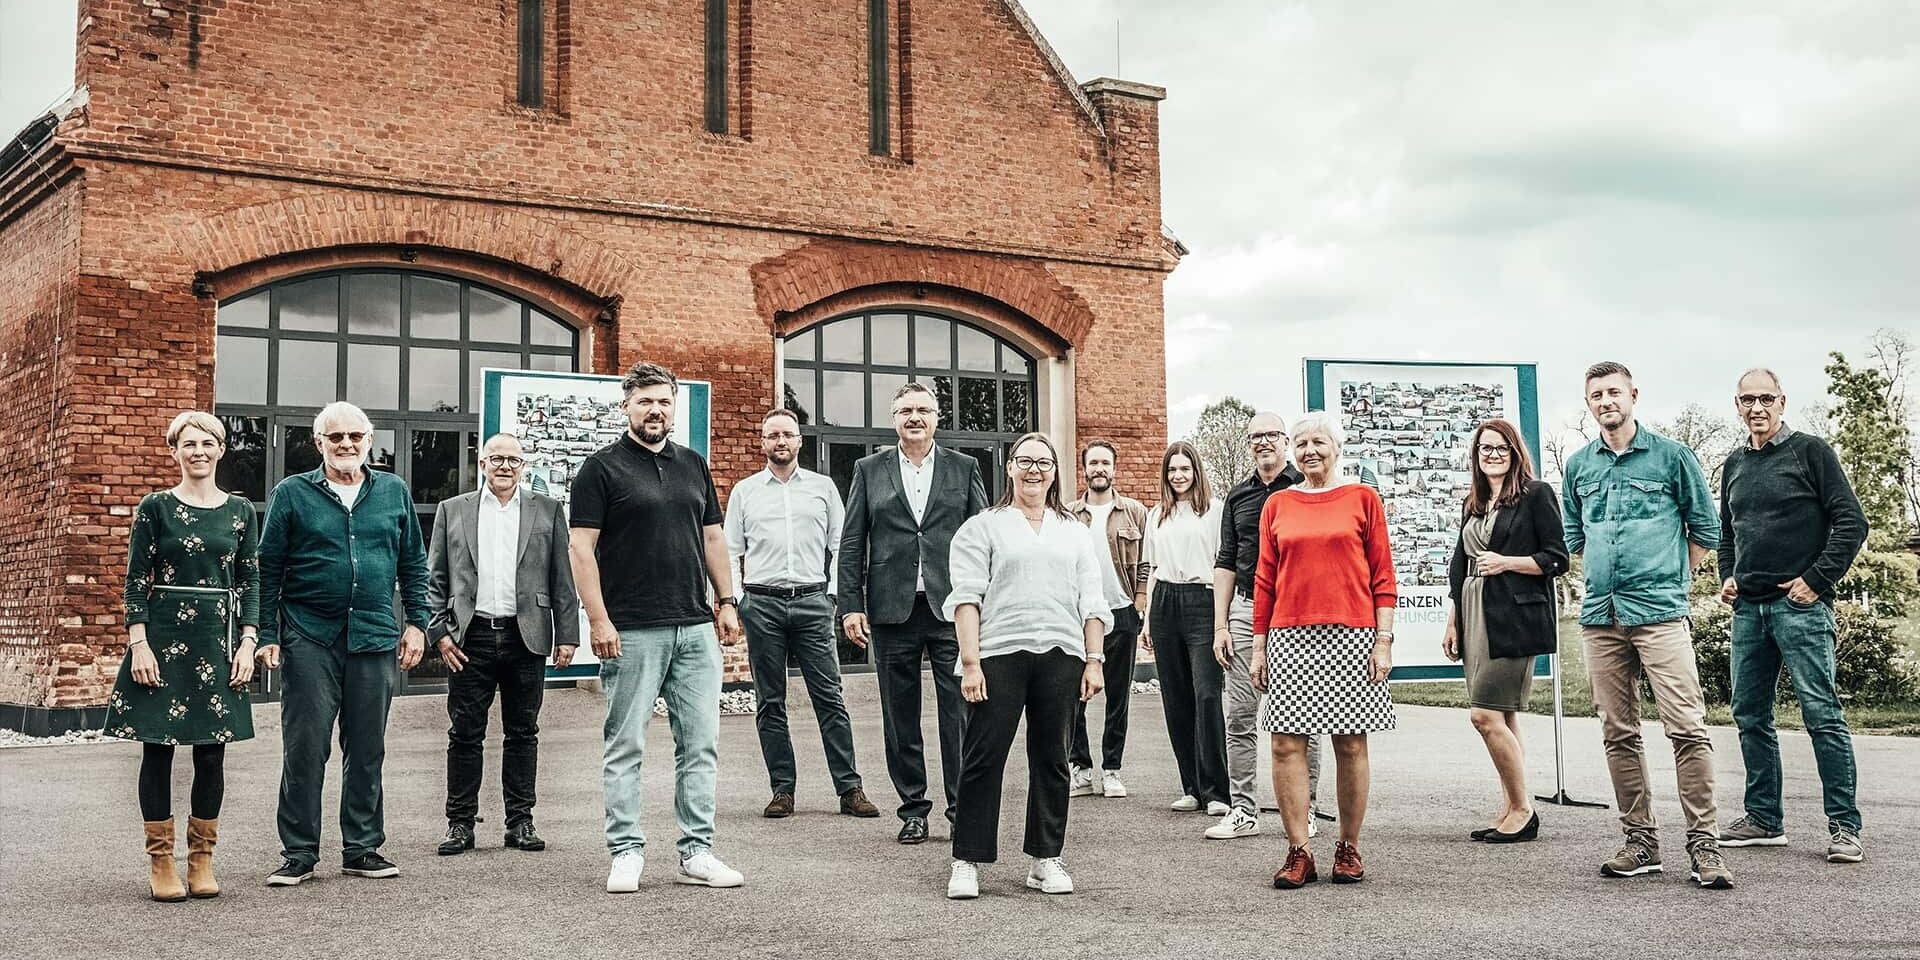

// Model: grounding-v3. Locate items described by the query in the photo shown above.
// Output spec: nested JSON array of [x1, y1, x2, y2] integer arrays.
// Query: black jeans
[[870, 594, 965, 822], [953, 649, 1082, 863], [444, 621, 547, 829], [1069, 605, 1142, 771], [1152, 582, 1228, 805], [740, 590, 861, 796], [276, 623, 395, 868]]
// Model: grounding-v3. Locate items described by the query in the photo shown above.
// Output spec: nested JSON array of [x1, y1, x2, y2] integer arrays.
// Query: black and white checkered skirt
[[1261, 624, 1397, 734]]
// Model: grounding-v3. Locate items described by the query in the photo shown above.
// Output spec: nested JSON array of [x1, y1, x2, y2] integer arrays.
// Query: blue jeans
[[600, 623, 722, 860], [1730, 597, 1860, 833]]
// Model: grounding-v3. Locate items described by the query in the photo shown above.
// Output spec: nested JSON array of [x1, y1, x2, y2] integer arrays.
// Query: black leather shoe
[[503, 821, 545, 851], [1485, 812, 1540, 844], [437, 823, 474, 856], [1469, 827, 1494, 842], [897, 816, 929, 845], [341, 852, 400, 878]]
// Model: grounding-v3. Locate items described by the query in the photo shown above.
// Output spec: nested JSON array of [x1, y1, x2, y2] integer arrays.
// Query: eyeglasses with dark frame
[[1247, 430, 1286, 445], [1477, 444, 1513, 459], [1012, 456, 1057, 473], [1735, 394, 1781, 409], [482, 455, 526, 468], [321, 431, 368, 444]]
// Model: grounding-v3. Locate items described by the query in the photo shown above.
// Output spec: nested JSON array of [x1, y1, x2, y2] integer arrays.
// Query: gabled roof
[[998, 0, 1105, 137]]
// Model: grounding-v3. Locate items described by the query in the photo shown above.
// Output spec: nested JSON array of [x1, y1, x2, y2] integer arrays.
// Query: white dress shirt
[[475, 485, 522, 618], [942, 507, 1111, 666], [1083, 501, 1132, 610], [1143, 498, 1224, 584], [899, 444, 937, 592], [724, 465, 844, 597]]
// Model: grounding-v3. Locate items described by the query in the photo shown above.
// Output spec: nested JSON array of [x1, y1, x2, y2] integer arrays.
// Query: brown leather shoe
[[185, 816, 220, 898], [839, 787, 880, 818], [144, 819, 187, 902], [763, 793, 795, 819], [1271, 845, 1317, 889], [1331, 840, 1365, 883]]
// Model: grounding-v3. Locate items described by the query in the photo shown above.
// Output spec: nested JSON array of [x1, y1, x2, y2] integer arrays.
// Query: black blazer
[[837, 445, 989, 624], [1447, 480, 1569, 660]]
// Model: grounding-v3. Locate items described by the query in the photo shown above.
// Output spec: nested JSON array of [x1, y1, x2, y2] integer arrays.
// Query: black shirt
[[1717, 427, 1868, 603], [569, 434, 723, 630], [1215, 465, 1305, 596]]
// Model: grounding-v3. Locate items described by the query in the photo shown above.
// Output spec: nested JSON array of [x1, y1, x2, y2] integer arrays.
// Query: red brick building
[[0, 0, 1175, 732]]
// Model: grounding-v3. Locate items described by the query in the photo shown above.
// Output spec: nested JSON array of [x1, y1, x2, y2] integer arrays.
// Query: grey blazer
[[837, 445, 989, 625], [426, 488, 581, 656]]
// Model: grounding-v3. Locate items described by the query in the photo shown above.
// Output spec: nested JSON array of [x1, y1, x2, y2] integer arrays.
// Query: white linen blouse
[[942, 507, 1111, 663]]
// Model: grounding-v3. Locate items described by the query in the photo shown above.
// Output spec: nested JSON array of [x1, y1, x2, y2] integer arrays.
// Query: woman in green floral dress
[[103, 411, 260, 901]]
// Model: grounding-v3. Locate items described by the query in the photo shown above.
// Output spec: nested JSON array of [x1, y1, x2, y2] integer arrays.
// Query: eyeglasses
[[1477, 444, 1513, 458], [892, 405, 938, 419], [1012, 457, 1057, 472], [1247, 431, 1286, 444], [322, 431, 368, 444], [761, 431, 800, 441], [1736, 394, 1781, 408], [483, 455, 526, 468]]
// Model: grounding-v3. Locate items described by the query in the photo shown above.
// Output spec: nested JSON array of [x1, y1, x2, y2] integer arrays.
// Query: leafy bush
[[1690, 597, 1919, 706]]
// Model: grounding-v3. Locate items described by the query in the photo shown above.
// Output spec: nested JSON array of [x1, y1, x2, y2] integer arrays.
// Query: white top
[[326, 477, 363, 511], [724, 466, 844, 598], [943, 507, 1111, 664], [899, 444, 937, 592], [475, 485, 523, 618], [1143, 498, 1223, 584], [1084, 501, 1131, 610]]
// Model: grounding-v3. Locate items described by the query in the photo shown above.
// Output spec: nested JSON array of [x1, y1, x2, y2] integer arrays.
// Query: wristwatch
[[1087, 652, 1107, 663], [716, 597, 738, 609]]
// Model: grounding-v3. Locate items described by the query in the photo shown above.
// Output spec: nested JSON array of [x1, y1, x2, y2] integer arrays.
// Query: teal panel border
[[1390, 656, 1552, 683]]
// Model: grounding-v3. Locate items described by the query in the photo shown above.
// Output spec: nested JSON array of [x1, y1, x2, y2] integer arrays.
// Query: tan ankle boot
[[144, 819, 187, 902], [186, 816, 220, 898]]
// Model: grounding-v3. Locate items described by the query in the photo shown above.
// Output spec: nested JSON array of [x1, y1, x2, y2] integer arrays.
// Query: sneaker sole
[[1103, 790, 1128, 798], [675, 873, 743, 888], [1690, 872, 1733, 889], [265, 872, 313, 887], [1024, 878, 1073, 894], [947, 888, 979, 900], [1600, 863, 1663, 878], [340, 867, 400, 878], [1330, 872, 1364, 884], [1272, 873, 1317, 889], [605, 881, 640, 894], [1827, 851, 1864, 864], [1204, 828, 1260, 840], [1068, 787, 1096, 797], [1718, 835, 1787, 847]]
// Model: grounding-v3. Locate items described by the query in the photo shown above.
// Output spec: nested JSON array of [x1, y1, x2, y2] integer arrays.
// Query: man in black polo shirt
[[570, 361, 746, 894], [1205, 410, 1321, 841]]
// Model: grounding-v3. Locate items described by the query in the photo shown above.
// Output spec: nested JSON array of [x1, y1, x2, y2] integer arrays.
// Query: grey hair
[[313, 401, 373, 434], [1290, 410, 1345, 449], [1247, 410, 1289, 432], [1737, 367, 1783, 392]]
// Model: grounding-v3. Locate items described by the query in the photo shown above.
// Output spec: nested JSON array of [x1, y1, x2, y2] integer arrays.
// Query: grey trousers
[[1228, 594, 1319, 814]]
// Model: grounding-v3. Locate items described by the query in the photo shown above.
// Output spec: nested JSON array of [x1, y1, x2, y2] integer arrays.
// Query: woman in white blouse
[[1141, 441, 1229, 816], [943, 432, 1109, 900]]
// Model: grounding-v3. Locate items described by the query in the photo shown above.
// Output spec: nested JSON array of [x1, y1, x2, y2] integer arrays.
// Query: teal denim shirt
[[256, 468, 430, 651], [1561, 425, 1720, 627]]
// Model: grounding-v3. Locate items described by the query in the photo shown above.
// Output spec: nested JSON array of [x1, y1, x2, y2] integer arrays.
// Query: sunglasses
[[321, 431, 368, 444]]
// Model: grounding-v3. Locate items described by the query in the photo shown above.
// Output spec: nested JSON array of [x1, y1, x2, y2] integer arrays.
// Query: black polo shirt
[[1214, 464, 1304, 597], [569, 434, 722, 630]]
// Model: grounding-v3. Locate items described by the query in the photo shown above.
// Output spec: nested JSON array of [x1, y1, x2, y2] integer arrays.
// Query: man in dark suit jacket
[[839, 382, 988, 844], [426, 433, 580, 856]]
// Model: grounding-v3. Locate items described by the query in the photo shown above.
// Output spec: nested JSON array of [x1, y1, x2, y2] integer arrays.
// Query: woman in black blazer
[[1442, 419, 1568, 844]]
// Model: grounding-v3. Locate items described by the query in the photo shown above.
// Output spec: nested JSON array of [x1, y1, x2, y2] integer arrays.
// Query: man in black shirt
[[1205, 411, 1320, 841], [570, 361, 746, 893], [1715, 368, 1869, 864]]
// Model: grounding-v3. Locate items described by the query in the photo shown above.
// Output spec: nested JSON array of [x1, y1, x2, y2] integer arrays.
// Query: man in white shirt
[[1065, 440, 1150, 801], [726, 409, 880, 821]]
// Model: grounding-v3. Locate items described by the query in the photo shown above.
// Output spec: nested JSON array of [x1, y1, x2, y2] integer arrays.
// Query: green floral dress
[[103, 492, 260, 745]]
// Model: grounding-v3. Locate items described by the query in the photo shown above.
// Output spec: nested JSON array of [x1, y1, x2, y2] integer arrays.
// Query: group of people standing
[[106, 357, 1869, 903]]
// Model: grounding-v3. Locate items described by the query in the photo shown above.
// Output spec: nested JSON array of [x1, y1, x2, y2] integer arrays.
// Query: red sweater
[[1251, 483, 1397, 634]]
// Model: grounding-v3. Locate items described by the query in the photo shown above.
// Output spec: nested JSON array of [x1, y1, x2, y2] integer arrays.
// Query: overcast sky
[[5, 1, 1915, 444]]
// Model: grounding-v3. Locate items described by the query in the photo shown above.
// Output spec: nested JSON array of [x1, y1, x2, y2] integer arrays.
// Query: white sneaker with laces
[[1206, 801, 1231, 817], [1068, 765, 1096, 798], [1204, 807, 1261, 840], [1026, 856, 1074, 894], [947, 860, 980, 899], [1169, 794, 1200, 812], [675, 851, 743, 888], [606, 851, 644, 893], [1101, 769, 1128, 798]]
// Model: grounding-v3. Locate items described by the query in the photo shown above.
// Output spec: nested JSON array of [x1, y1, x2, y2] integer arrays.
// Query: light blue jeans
[[600, 623, 722, 860]]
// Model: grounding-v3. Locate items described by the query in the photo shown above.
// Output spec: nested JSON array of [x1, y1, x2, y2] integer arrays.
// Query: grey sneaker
[[1719, 815, 1787, 847], [1600, 838, 1663, 878], [1826, 824, 1864, 864], [1688, 840, 1734, 889]]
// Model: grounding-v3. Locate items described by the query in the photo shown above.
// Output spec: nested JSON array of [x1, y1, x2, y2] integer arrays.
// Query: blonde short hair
[[166, 411, 226, 446]]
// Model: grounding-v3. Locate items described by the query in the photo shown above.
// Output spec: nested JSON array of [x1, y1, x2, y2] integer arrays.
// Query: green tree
[[1653, 402, 1740, 490], [1184, 396, 1257, 490], [1826, 350, 1915, 548]]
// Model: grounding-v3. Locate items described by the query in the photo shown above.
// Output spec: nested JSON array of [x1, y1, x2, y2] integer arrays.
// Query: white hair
[[1290, 410, 1345, 449], [313, 401, 373, 434], [1737, 367, 1783, 392]]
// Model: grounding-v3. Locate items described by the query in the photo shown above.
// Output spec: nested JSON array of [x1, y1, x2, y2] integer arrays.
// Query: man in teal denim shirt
[[1562, 362, 1732, 890], [255, 402, 429, 887]]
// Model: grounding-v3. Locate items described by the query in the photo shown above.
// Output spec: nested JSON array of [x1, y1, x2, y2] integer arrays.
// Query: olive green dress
[[103, 492, 260, 745], [1460, 507, 1534, 712]]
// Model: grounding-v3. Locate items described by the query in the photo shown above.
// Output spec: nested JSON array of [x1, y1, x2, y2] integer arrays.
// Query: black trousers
[[444, 621, 547, 829], [870, 594, 965, 823], [739, 590, 861, 796], [1152, 582, 1228, 805], [953, 649, 1082, 863], [1069, 605, 1142, 771]]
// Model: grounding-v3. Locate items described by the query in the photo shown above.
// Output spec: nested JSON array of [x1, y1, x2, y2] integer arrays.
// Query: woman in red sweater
[[1250, 411, 1397, 889]]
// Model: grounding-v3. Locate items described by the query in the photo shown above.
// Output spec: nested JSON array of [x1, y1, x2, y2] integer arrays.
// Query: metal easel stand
[[1534, 653, 1607, 808]]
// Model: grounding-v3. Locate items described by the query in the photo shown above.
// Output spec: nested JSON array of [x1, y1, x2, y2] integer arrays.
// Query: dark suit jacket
[[837, 445, 989, 624], [426, 487, 581, 656], [1447, 480, 1569, 660]]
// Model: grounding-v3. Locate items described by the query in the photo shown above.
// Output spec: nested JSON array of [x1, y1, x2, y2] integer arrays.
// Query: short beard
[[767, 448, 796, 466], [1087, 475, 1112, 492], [639, 418, 669, 442]]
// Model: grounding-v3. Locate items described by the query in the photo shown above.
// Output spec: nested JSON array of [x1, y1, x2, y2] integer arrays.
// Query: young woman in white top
[[1140, 441, 1229, 816], [943, 433, 1109, 900]]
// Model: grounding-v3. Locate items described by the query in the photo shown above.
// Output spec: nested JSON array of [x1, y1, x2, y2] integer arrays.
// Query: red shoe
[[1331, 840, 1365, 883], [1271, 845, 1317, 889]]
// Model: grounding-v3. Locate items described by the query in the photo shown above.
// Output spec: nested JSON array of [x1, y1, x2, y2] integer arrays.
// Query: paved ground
[[3, 677, 1916, 960]]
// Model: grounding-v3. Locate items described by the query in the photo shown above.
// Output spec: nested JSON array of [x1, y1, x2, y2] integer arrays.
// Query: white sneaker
[[1204, 807, 1261, 840], [1206, 801, 1231, 817], [1169, 794, 1200, 812], [1025, 856, 1074, 894], [1309, 817, 1319, 839], [1101, 769, 1128, 798], [605, 851, 643, 893], [1068, 765, 1096, 798], [675, 851, 743, 888], [947, 860, 980, 899]]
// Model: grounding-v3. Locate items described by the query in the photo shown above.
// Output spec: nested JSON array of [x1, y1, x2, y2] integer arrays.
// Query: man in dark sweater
[[1715, 368, 1869, 864]]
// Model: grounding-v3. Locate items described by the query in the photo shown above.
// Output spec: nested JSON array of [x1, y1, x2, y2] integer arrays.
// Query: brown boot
[[185, 816, 220, 898], [144, 819, 187, 902]]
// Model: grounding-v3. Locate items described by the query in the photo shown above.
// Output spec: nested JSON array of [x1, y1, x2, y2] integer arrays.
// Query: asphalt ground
[[2, 676, 1916, 960]]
